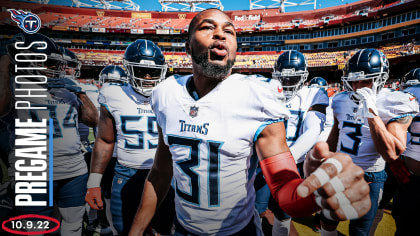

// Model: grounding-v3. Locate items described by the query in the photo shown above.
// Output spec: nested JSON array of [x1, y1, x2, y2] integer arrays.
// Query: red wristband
[[260, 152, 320, 217]]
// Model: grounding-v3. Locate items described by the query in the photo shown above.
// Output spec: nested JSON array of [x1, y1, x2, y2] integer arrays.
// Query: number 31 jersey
[[152, 74, 290, 235], [98, 84, 157, 169], [332, 88, 418, 172]]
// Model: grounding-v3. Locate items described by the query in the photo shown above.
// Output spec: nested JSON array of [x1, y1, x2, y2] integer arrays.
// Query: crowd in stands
[[70, 43, 420, 68]]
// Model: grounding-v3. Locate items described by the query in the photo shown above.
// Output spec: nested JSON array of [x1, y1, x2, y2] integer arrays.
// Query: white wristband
[[87, 173, 103, 188]]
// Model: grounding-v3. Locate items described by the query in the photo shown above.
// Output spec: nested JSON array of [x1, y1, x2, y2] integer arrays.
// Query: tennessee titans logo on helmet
[[8, 9, 41, 34]]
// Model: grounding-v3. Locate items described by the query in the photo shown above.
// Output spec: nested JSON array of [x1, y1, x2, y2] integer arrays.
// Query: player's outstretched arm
[[289, 106, 326, 162], [77, 93, 99, 127], [375, 117, 413, 183], [0, 55, 11, 116], [256, 122, 370, 220], [85, 105, 115, 210], [368, 116, 412, 162], [129, 126, 173, 236], [304, 117, 340, 177]]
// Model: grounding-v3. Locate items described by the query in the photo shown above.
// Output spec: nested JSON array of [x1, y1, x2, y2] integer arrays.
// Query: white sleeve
[[289, 110, 326, 163], [377, 90, 419, 124]]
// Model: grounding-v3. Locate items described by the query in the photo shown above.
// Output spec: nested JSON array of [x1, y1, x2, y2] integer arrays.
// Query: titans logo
[[8, 9, 41, 34]]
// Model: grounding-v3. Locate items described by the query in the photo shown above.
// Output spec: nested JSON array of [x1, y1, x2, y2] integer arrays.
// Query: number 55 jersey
[[98, 83, 157, 169], [151, 74, 290, 235], [332, 88, 418, 172]]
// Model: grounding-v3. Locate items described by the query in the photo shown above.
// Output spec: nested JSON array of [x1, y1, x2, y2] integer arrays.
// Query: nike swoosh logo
[[410, 97, 415, 101], [277, 87, 283, 93]]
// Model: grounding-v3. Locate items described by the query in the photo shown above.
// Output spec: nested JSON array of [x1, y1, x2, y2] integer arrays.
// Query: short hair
[[187, 8, 229, 42]]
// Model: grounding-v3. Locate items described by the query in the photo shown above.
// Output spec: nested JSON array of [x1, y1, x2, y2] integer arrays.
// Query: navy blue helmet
[[123, 39, 167, 96], [309, 77, 328, 90], [273, 50, 308, 101], [62, 47, 81, 78], [99, 65, 128, 85], [342, 48, 389, 94], [8, 33, 65, 77], [400, 68, 420, 89]]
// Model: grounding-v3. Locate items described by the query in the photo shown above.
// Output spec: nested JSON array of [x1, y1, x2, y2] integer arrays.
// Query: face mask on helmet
[[124, 59, 167, 96], [342, 48, 389, 98], [123, 40, 167, 97], [62, 48, 81, 79], [272, 50, 308, 102], [400, 68, 420, 90]]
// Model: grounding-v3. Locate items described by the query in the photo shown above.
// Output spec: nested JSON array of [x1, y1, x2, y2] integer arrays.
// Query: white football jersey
[[152, 74, 289, 235], [402, 85, 420, 161], [285, 86, 329, 163], [332, 89, 418, 172], [319, 96, 334, 142], [14, 83, 86, 180], [98, 84, 157, 169], [80, 83, 100, 112]]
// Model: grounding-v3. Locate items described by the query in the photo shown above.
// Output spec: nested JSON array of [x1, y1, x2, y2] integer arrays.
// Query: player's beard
[[192, 51, 235, 81]]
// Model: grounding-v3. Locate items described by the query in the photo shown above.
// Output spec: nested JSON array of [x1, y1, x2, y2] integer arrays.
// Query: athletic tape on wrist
[[312, 168, 330, 186], [324, 158, 343, 174], [342, 205, 358, 220], [329, 176, 345, 193], [87, 173, 103, 188]]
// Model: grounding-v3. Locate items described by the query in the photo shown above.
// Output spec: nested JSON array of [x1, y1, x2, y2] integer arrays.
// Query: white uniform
[[319, 96, 334, 142], [14, 82, 87, 180], [152, 74, 290, 235], [80, 83, 100, 112], [98, 84, 157, 169], [332, 89, 418, 172], [402, 85, 420, 160], [285, 86, 329, 163]]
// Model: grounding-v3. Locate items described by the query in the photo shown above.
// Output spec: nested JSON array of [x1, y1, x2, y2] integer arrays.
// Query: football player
[[129, 9, 370, 236], [0, 33, 98, 235], [320, 49, 418, 236], [85, 39, 174, 235], [391, 68, 420, 235], [309, 77, 334, 142], [267, 51, 329, 235]]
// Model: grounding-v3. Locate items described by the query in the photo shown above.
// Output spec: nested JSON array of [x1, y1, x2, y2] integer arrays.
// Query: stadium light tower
[[159, 0, 223, 12], [71, 0, 140, 11], [250, 0, 316, 12]]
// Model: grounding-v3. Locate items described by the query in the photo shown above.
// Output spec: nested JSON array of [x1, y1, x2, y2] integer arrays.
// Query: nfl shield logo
[[189, 106, 199, 118]]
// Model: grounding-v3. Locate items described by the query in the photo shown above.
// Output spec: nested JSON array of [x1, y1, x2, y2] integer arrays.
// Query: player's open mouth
[[209, 41, 228, 60]]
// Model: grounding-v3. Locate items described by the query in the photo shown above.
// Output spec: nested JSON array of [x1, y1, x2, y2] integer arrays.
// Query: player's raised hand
[[298, 142, 371, 221]]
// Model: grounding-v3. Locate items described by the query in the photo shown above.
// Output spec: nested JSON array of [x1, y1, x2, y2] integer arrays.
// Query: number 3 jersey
[[403, 85, 420, 161], [98, 84, 157, 169], [332, 88, 419, 172], [151, 74, 290, 235]]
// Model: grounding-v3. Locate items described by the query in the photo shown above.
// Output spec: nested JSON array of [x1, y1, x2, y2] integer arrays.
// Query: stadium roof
[[21, 0, 362, 12]]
